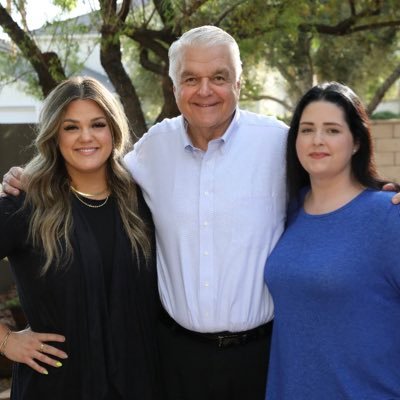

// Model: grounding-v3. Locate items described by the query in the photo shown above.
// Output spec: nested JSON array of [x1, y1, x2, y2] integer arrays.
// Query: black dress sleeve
[[0, 194, 28, 260]]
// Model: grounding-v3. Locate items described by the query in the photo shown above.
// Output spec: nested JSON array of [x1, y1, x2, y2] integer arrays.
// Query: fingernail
[[61, 353, 68, 359], [55, 362, 62, 367], [42, 369, 48, 375]]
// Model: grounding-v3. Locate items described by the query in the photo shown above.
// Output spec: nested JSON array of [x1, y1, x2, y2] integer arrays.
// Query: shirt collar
[[182, 107, 240, 153]]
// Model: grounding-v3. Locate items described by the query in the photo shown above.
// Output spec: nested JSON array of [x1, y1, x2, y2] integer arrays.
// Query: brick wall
[[371, 119, 400, 182]]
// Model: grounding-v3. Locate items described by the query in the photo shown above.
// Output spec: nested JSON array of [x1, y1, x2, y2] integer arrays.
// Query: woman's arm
[[0, 197, 68, 373], [0, 323, 67, 375]]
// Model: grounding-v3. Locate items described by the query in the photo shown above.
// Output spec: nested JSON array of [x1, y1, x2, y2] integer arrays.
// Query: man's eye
[[214, 76, 225, 82], [184, 77, 197, 84]]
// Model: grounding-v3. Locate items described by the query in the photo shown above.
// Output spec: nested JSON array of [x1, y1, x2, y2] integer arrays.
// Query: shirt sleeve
[[379, 201, 400, 292], [124, 140, 146, 189], [0, 194, 28, 259]]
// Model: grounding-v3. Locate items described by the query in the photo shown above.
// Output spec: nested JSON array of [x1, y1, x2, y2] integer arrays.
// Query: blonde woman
[[0, 77, 159, 400]]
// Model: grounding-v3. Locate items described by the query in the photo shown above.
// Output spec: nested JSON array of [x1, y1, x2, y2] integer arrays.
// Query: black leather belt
[[159, 308, 273, 349]]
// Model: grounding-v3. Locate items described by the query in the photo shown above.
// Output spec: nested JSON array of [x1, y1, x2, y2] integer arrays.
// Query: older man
[[124, 26, 287, 400]]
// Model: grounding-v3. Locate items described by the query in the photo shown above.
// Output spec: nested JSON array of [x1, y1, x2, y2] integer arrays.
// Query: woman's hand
[[3, 328, 68, 375]]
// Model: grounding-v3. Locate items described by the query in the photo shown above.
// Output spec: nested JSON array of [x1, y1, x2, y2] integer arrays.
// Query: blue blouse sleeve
[[378, 199, 400, 292]]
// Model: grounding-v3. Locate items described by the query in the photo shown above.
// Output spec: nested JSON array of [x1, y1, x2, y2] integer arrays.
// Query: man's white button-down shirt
[[124, 109, 288, 333]]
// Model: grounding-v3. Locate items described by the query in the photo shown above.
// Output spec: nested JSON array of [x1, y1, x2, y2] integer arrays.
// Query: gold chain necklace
[[70, 186, 108, 198], [72, 191, 109, 208]]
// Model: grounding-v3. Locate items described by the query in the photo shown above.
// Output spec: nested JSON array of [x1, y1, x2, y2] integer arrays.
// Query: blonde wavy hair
[[24, 76, 150, 274]]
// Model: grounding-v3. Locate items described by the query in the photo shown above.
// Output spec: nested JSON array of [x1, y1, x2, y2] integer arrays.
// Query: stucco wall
[[0, 124, 36, 178], [372, 119, 400, 182]]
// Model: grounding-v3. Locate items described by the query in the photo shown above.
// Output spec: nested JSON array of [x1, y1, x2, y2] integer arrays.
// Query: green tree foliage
[[0, 0, 400, 138], [230, 0, 400, 114]]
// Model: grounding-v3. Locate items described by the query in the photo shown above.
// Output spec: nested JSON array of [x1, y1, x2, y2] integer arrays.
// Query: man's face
[[173, 44, 241, 144]]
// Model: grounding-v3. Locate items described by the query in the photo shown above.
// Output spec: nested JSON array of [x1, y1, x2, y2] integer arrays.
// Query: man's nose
[[198, 78, 212, 96]]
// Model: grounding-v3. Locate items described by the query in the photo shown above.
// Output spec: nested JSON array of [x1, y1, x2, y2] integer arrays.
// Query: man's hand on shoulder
[[382, 183, 400, 204], [1, 166, 24, 196]]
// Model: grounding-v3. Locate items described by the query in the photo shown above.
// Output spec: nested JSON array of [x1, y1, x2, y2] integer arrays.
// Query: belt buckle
[[217, 334, 246, 348]]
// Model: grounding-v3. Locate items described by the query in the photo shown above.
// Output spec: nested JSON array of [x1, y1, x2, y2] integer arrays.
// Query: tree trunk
[[155, 74, 180, 123], [0, 4, 65, 97], [367, 63, 400, 115], [100, 31, 148, 138]]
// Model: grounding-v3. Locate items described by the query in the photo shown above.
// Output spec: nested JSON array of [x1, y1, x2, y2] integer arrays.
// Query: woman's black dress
[[0, 192, 160, 400]]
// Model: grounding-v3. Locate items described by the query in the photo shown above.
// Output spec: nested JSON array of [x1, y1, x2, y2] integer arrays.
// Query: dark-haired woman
[[265, 82, 400, 399]]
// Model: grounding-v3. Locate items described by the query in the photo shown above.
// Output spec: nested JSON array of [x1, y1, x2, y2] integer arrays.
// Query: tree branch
[[367, 63, 400, 115], [99, 0, 147, 136], [183, 0, 209, 17], [125, 28, 171, 63], [214, 0, 247, 26], [298, 1, 387, 36], [153, 0, 175, 27], [99, 0, 117, 23], [155, 74, 180, 122], [117, 0, 131, 22], [302, 19, 400, 35], [124, 26, 176, 44], [0, 3, 65, 96], [274, 60, 303, 100], [241, 94, 292, 111], [348, 0, 356, 16], [139, 48, 164, 75], [347, 20, 400, 33]]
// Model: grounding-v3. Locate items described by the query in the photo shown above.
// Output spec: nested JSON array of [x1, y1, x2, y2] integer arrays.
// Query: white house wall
[[0, 31, 105, 123], [0, 83, 41, 123], [36, 33, 102, 74]]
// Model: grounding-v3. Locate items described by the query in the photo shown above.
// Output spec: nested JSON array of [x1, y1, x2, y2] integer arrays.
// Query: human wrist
[[0, 328, 12, 357]]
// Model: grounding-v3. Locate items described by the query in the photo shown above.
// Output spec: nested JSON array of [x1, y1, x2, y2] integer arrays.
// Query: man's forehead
[[180, 67, 232, 78], [178, 47, 235, 75]]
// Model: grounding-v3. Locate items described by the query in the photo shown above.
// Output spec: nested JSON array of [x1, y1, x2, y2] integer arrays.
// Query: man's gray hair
[[168, 25, 243, 86]]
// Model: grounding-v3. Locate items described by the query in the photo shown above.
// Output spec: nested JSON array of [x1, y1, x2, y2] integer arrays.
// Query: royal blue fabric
[[265, 189, 400, 400]]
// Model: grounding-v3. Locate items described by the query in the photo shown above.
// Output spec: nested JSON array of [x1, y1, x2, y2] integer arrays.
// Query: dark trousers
[[158, 318, 272, 400]]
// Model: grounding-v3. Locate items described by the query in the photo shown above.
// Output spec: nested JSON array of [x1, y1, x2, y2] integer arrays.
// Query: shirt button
[[204, 251, 209, 256], [204, 281, 209, 287], [203, 221, 208, 226], [204, 191, 209, 196]]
